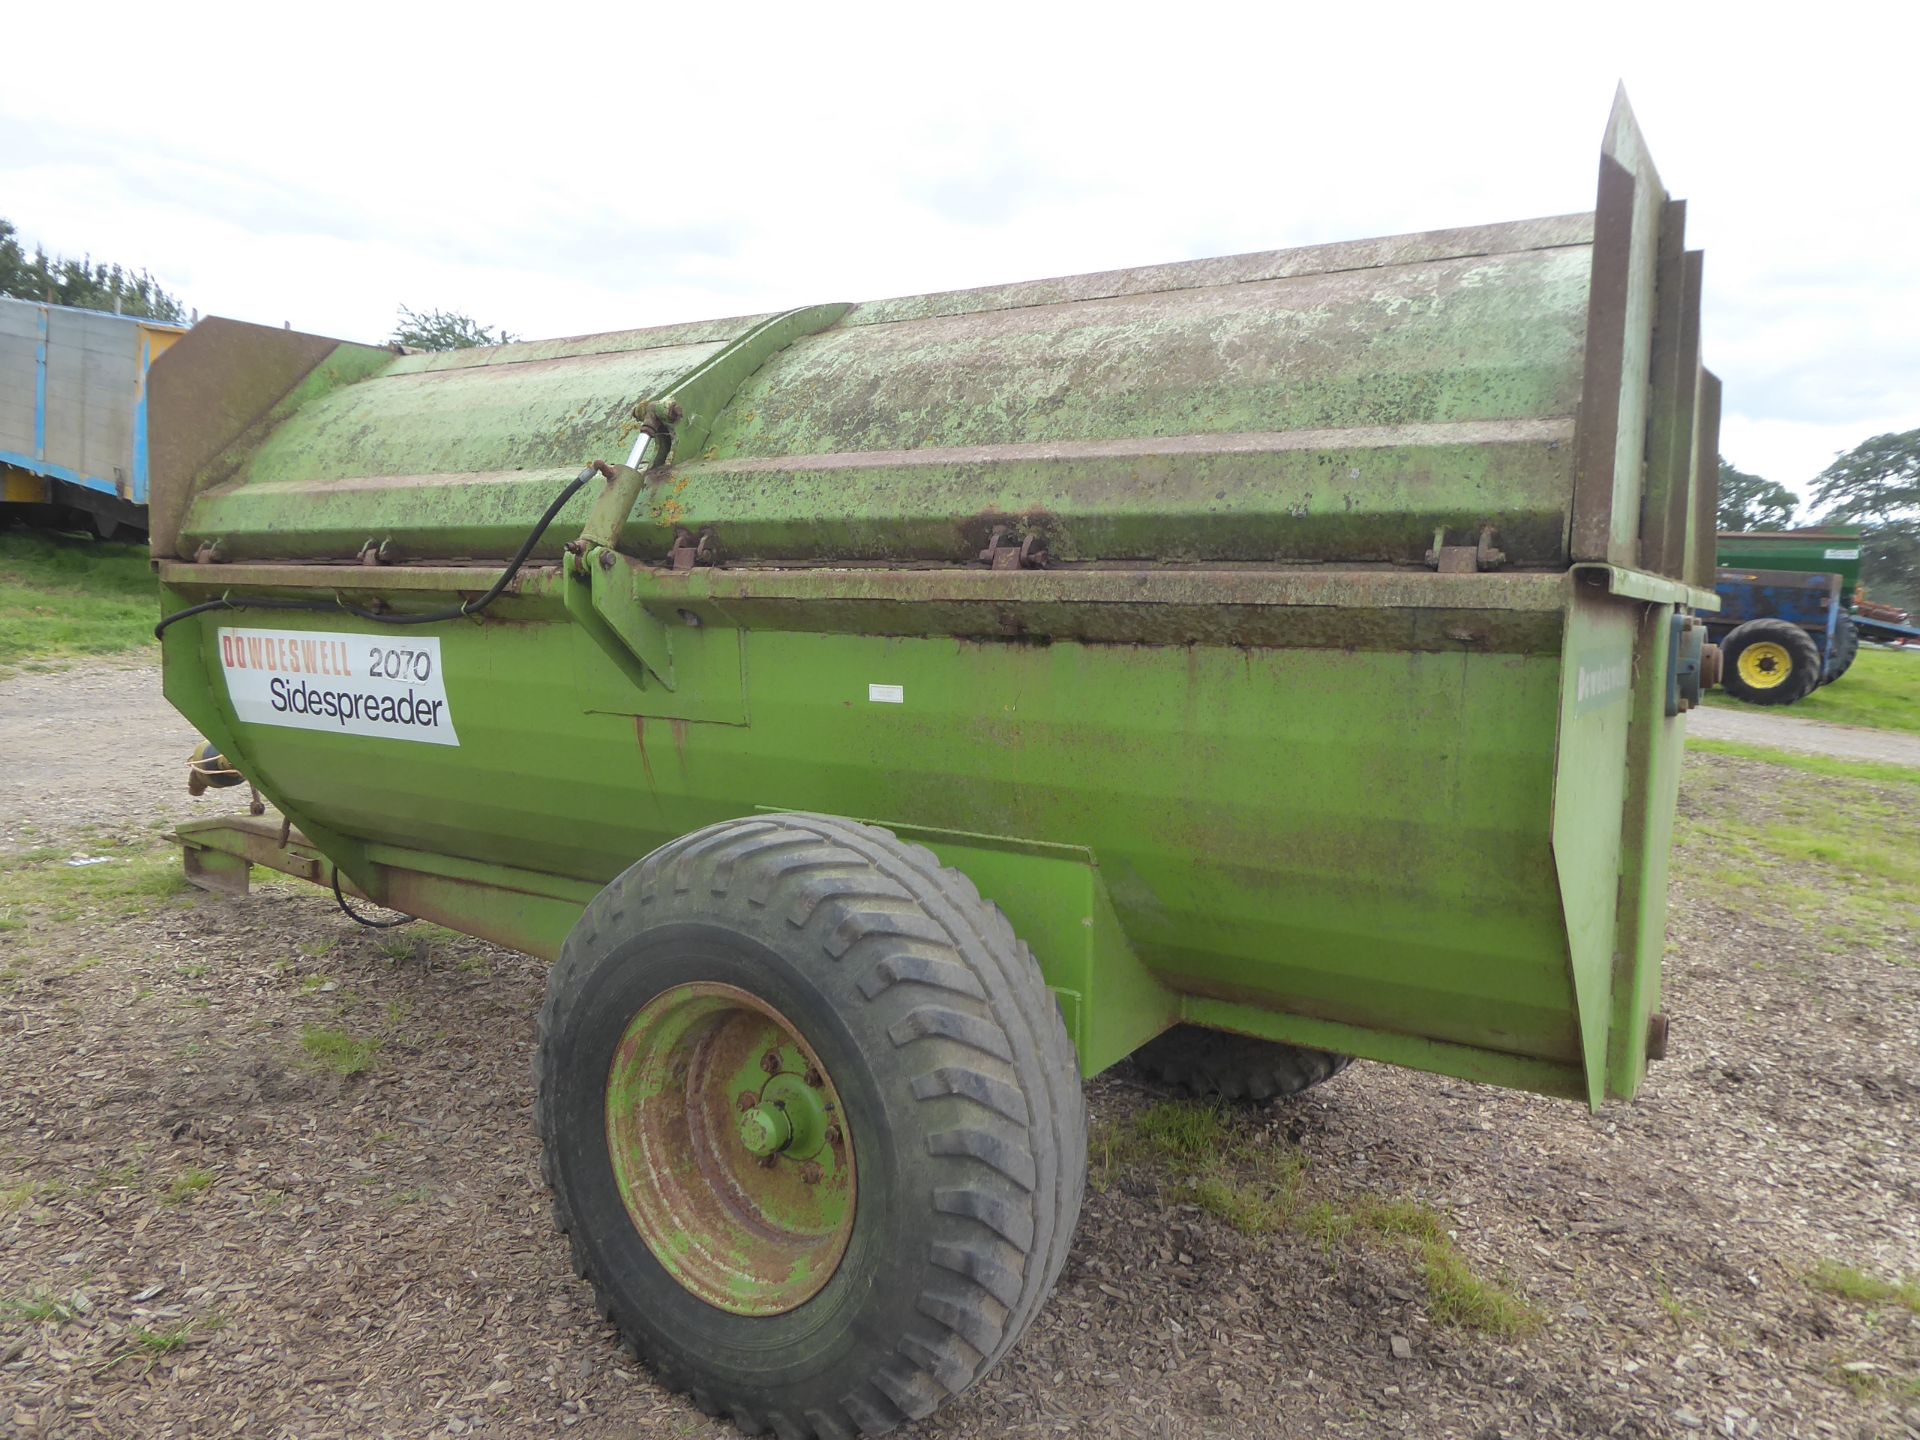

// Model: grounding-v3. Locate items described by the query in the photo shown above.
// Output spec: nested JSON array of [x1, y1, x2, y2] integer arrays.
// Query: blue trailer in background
[[0, 296, 186, 538]]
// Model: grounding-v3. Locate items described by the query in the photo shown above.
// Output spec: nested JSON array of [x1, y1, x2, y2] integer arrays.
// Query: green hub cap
[[604, 982, 856, 1315], [738, 1104, 792, 1157]]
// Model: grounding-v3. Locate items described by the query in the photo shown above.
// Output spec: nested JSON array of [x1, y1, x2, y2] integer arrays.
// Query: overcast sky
[[4, 2, 1912, 505]]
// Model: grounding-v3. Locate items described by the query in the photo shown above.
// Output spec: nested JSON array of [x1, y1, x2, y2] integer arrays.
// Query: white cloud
[[2, 0, 1913, 491]]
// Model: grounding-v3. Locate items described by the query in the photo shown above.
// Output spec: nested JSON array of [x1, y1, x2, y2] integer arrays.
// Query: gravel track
[[2, 660, 1916, 1439], [1690, 704, 1920, 767]]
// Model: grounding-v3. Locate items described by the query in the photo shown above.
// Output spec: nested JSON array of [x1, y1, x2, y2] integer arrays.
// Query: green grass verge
[[0, 529, 157, 675], [1687, 738, 1920, 789], [1677, 747, 1920, 961], [0, 840, 195, 936], [1703, 646, 1920, 736]]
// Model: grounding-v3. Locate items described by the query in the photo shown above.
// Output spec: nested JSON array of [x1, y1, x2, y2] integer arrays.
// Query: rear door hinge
[[978, 525, 1048, 571], [669, 529, 718, 571], [1425, 524, 1507, 573]]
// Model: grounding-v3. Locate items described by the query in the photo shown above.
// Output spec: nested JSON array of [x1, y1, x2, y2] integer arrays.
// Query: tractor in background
[[1711, 526, 1920, 705]]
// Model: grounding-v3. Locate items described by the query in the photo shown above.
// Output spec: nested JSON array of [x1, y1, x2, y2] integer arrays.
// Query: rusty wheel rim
[[604, 982, 856, 1315]]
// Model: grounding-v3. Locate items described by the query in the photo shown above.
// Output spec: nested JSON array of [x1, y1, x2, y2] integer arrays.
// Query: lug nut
[[760, 1051, 782, 1075], [804, 1065, 823, 1088]]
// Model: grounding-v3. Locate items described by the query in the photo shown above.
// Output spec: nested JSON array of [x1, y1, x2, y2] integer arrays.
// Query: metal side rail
[[172, 815, 595, 959]]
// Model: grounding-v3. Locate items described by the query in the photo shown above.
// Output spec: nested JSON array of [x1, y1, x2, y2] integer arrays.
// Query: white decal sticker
[[1573, 651, 1632, 713], [1823, 548, 1860, 560], [868, 683, 905, 704], [218, 628, 459, 746]]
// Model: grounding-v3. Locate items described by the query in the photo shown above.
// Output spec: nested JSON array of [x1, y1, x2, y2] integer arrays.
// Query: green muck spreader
[[153, 93, 1718, 1434]]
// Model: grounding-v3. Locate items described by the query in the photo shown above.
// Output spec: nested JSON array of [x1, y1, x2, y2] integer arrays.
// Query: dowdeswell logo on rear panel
[[217, 628, 460, 746]]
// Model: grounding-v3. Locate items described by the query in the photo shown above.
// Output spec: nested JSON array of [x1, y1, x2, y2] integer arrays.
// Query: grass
[[1687, 738, 1920, 792], [1808, 1260, 1920, 1313], [0, 529, 156, 675], [131, 1323, 195, 1353], [299, 1024, 380, 1077], [124, 1311, 223, 1364], [1419, 1240, 1535, 1336], [3, 1288, 82, 1325], [1704, 646, 1920, 736], [163, 1167, 216, 1203], [89, 1160, 144, 1193], [0, 1178, 70, 1212], [1676, 748, 1920, 961], [1828, 1361, 1920, 1402], [0, 841, 194, 932], [1301, 1193, 1536, 1338], [1094, 1100, 1534, 1336], [1652, 1271, 1707, 1330]]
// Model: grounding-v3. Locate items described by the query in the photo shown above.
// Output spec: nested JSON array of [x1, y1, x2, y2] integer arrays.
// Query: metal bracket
[[562, 545, 677, 690], [627, 400, 681, 468], [670, 530, 717, 571], [978, 525, 1048, 571], [1666, 613, 1717, 716], [1424, 524, 1507, 573]]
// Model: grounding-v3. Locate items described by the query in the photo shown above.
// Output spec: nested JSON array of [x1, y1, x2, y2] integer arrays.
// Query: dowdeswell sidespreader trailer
[[152, 93, 1718, 1436]]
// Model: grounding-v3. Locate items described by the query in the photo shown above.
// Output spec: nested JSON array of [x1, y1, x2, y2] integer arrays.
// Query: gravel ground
[[2, 661, 1916, 1439], [1689, 704, 1920, 768]]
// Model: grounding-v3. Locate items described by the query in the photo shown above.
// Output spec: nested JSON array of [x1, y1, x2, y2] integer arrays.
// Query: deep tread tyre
[[1131, 1025, 1352, 1101], [536, 814, 1086, 1438], [1826, 615, 1860, 683], [1720, 618, 1822, 705]]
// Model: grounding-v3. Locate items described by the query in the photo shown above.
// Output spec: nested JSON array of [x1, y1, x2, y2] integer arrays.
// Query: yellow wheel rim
[[1736, 640, 1793, 690]]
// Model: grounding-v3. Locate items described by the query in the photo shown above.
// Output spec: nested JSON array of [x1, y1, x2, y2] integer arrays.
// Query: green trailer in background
[[1716, 526, 1865, 606], [150, 92, 1718, 1436]]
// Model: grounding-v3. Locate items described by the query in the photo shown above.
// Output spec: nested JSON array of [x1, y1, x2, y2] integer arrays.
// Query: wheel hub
[[604, 982, 856, 1315], [737, 1102, 792, 1157], [1737, 640, 1792, 689]]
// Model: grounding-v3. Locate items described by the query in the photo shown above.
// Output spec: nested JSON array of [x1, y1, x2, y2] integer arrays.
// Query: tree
[[0, 217, 186, 322], [1812, 429, 1920, 613], [0, 220, 31, 297], [1716, 456, 1797, 532], [390, 305, 517, 351]]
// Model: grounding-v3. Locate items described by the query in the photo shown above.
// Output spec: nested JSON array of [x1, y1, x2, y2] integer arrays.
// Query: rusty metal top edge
[[1570, 562, 1717, 611], [381, 311, 785, 376], [839, 214, 1598, 329], [159, 560, 1574, 613]]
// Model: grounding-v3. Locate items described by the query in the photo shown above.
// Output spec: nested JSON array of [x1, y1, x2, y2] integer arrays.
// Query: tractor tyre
[[1720, 619, 1822, 705], [1826, 616, 1860, 684], [1131, 1025, 1353, 1101]]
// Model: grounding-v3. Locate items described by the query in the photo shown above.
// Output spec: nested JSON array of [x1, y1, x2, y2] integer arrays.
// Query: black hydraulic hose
[[153, 466, 598, 639], [331, 866, 414, 930]]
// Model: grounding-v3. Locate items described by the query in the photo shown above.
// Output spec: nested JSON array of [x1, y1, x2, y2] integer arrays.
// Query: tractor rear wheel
[[536, 813, 1085, 1438], [1131, 1025, 1352, 1101], [1720, 618, 1822, 706]]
